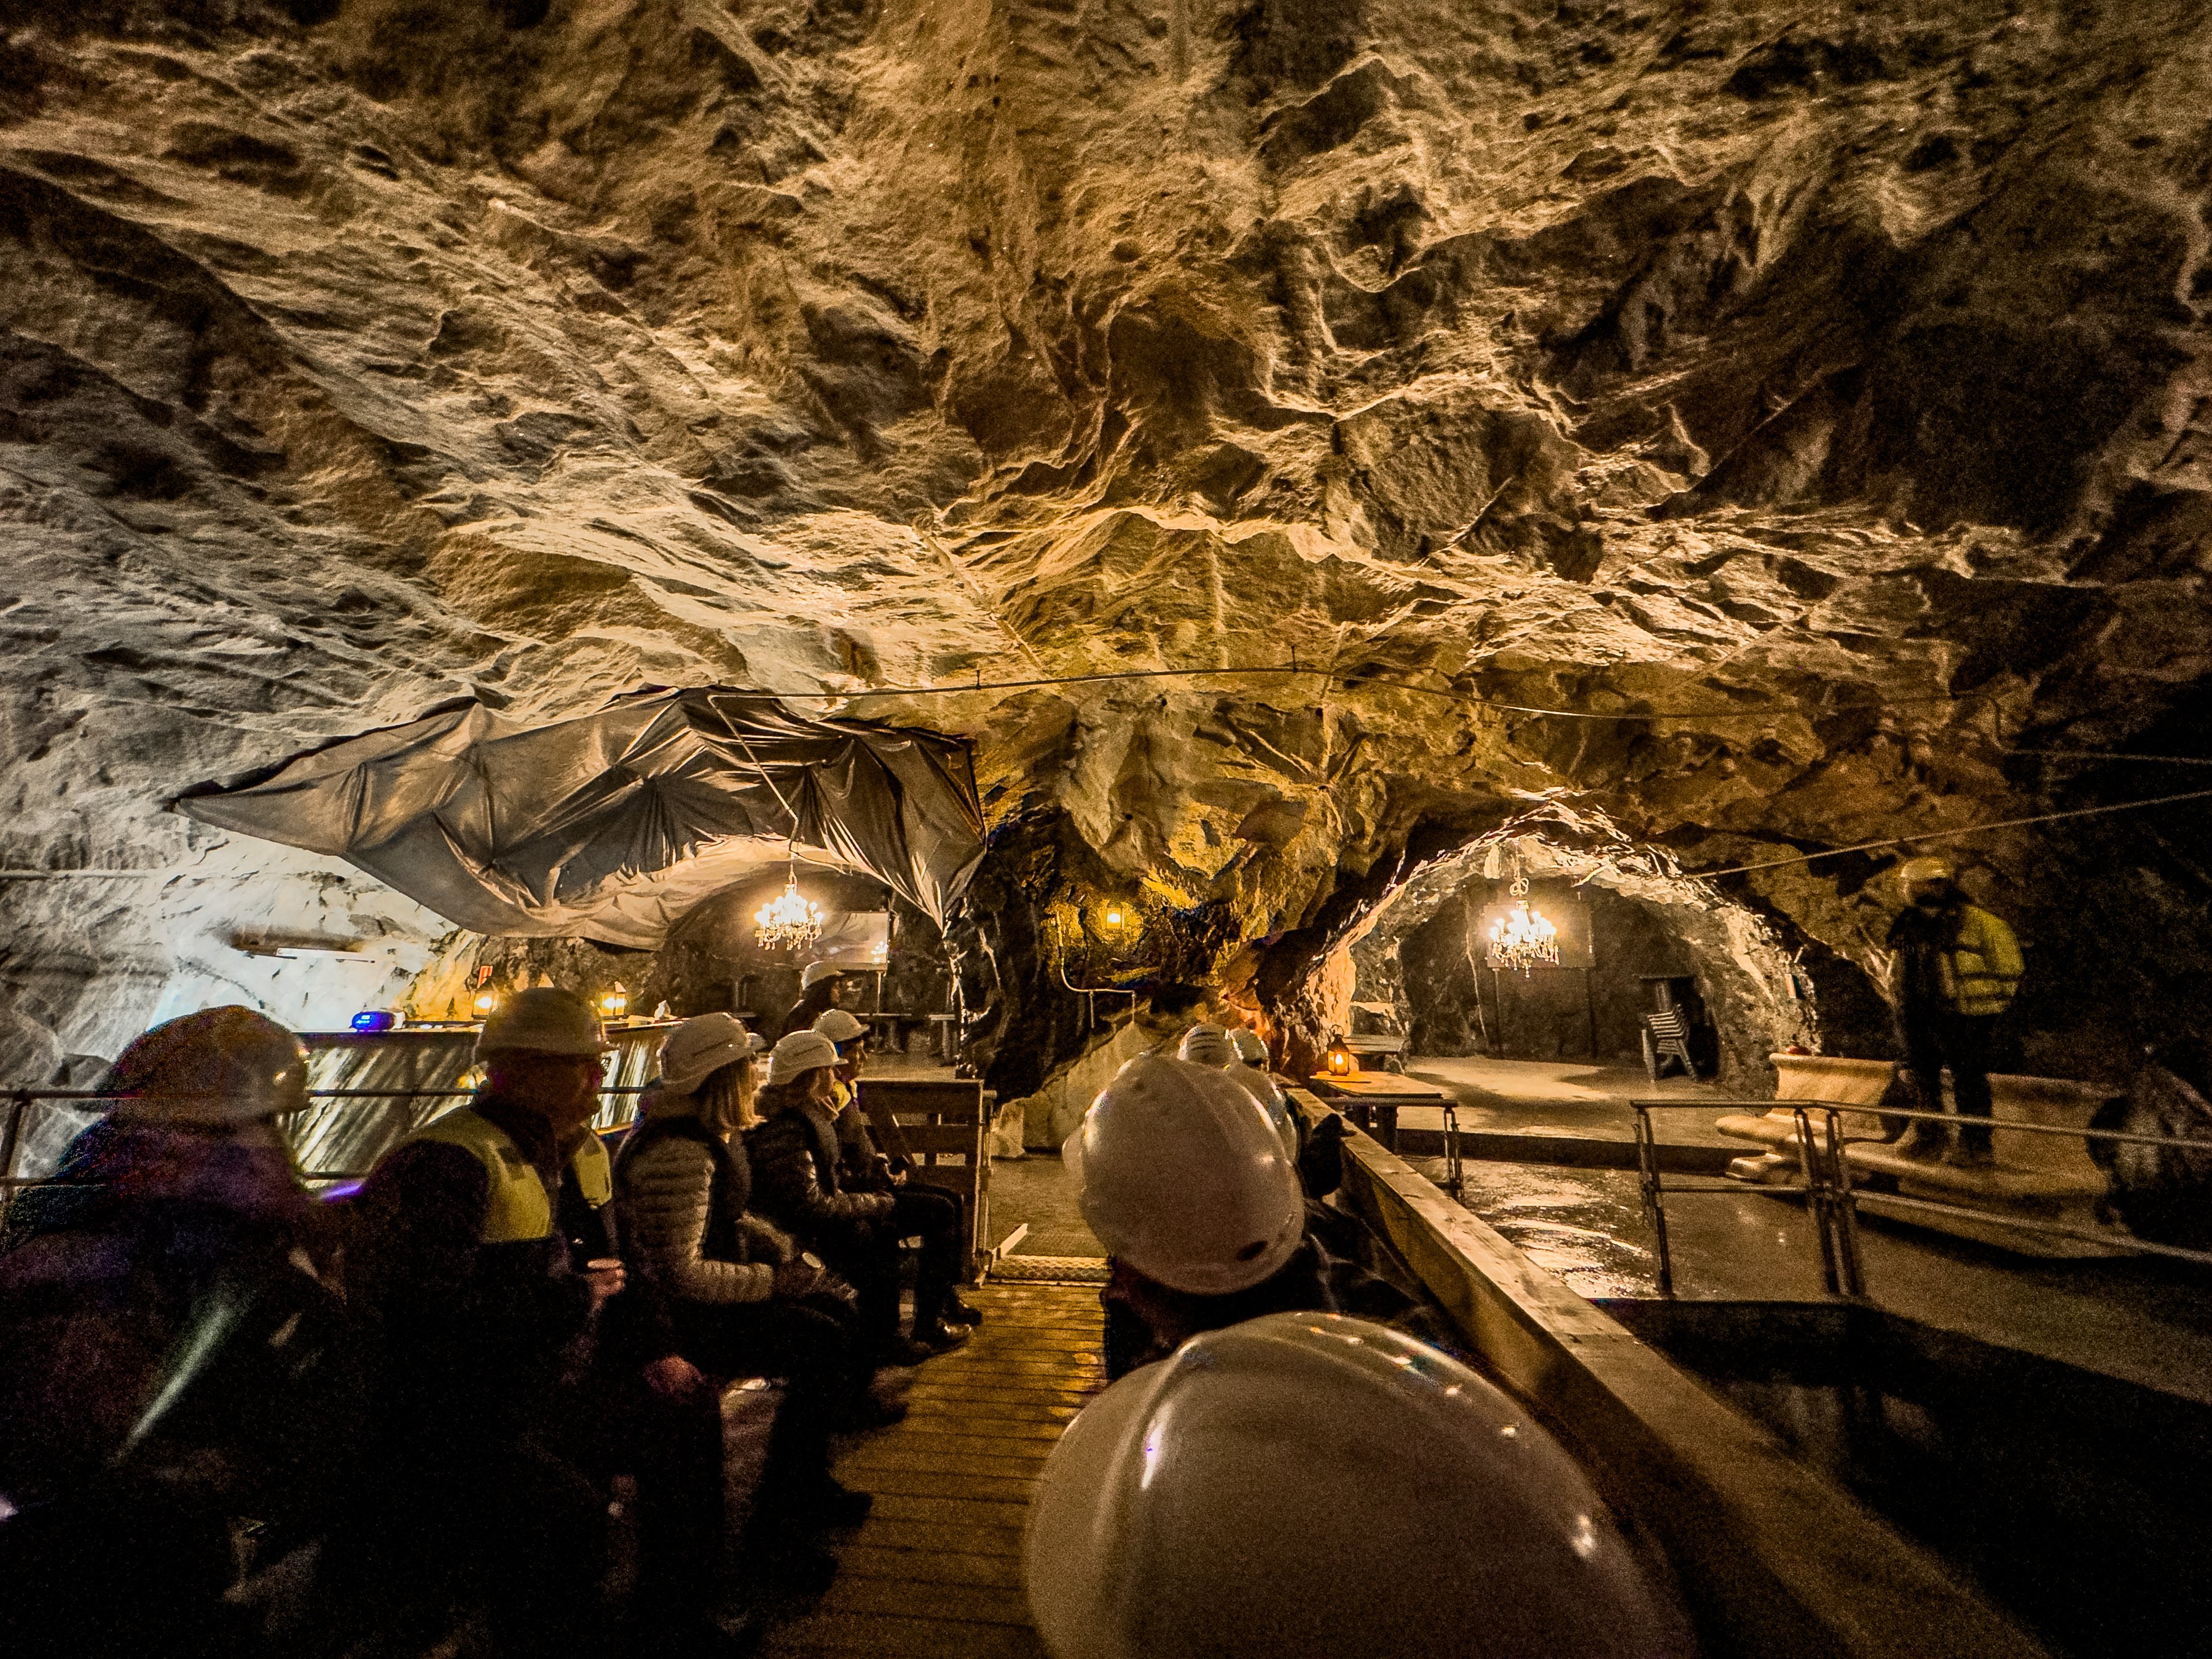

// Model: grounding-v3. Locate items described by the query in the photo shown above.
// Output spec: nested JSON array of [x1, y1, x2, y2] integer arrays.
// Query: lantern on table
[[1324, 1035, 1357, 1078]]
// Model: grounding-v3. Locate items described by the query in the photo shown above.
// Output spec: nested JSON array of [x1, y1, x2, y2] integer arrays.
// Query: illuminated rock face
[[2, 1, 2210, 1082]]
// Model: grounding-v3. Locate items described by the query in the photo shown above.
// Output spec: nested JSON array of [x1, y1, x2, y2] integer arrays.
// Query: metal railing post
[[1632, 1105, 1676, 1298], [0, 1089, 30, 1185], [1791, 1107, 1843, 1296], [1823, 1107, 1867, 1300]]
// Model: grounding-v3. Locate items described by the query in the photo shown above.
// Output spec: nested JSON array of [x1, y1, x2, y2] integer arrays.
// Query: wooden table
[[1308, 1073, 1454, 1155]]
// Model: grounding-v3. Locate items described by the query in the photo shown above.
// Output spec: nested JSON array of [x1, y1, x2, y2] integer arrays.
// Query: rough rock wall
[[2, 1, 2210, 1080]]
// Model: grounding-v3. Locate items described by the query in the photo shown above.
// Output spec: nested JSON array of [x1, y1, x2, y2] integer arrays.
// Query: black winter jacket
[[745, 1098, 895, 1247]]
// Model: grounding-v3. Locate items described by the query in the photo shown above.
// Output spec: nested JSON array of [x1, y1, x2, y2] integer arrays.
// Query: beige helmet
[[1026, 1313, 1696, 1659], [1067, 1054, 1303, 1296], [1896, 855, 1956, 889], [104, 1006, 311, 1126], [813, 1009, 869, 1046], [658, 1013, 764, 1096], [1227, 1028, 1269, 1069], [1175, 1023, 1236, 1067], [799, 962, 845, 991], [767, 1029, 840, 1088], [475, 986, 608, 1060]]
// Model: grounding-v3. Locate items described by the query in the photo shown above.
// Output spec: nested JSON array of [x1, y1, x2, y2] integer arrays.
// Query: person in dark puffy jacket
[[0, 1008, 350, 1659], [614, 1014, 885, 1537], [814, 1009, 981, 1333], [745, 1031, 967, 1365]]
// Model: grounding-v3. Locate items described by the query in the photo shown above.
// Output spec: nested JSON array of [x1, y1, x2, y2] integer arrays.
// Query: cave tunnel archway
[[1298, 821, 1826, 1096]]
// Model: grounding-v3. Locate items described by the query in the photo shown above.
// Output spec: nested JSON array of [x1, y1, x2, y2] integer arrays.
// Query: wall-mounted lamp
[[1323, 1035, 1356, 1078], [473, 991, 497, 1017], [1104, 907, 1124, 928]]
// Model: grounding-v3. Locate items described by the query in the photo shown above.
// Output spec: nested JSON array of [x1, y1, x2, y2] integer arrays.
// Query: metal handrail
[[1658, 1094, 2203, 1151], [1048, 916, 1142, 1033], [1628, 1097, 2212, 1298], [0, 1084, 654, 1190]]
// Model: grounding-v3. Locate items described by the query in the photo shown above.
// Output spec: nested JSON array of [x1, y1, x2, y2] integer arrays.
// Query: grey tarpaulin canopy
[[176, 688, 986, 949]]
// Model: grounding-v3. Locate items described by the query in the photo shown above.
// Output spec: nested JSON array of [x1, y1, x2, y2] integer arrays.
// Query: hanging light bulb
[[1487, 871, 1559, 975], [755, 869, 823, 952]]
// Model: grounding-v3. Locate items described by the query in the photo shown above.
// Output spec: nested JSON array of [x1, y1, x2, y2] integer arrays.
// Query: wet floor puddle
[[1419, 1158, 1658, 1300]]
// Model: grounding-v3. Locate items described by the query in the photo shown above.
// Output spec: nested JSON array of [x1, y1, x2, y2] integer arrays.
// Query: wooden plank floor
[[760, 1282, 1106, 1659]]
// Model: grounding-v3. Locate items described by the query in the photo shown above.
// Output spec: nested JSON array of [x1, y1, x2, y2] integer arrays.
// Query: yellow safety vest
[[1940, 906, 2025, 1019], [410, 1108, 613, 1244]]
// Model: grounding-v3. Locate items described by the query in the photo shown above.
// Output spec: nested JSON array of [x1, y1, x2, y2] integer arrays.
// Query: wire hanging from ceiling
[[747, 658, 2015, 726]]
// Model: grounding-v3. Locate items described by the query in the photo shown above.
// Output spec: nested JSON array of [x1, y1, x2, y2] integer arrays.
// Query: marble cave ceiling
[[5, 0, 2212, 1053]]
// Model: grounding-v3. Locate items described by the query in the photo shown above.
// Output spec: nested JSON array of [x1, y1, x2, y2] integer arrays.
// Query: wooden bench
[[1845, 1074, 2121, 1257], [855, 1076, 993, 1277], [1716, 1054, 1899, 1184]]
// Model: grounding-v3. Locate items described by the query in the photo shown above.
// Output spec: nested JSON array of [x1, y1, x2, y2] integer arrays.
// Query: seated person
[[614, 1013, 887, 1531], [0, 1009, 347, 1659], [347, 988, 742, 1655], [1068, 1054, 1445, 1380], [746, 1032, 967, 1365], [814, 1009, 979, 1331]]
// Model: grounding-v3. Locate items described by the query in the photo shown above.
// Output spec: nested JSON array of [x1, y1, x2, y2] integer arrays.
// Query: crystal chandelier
[[1486, 873, 1559, 975], [755, 866, 822, 952]]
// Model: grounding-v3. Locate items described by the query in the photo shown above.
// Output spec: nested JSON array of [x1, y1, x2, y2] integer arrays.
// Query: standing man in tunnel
[[1885, 855, 2025, 1167]]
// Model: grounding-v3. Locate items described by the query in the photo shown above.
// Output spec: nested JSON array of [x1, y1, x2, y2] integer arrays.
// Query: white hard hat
[[813, 1009, 869, 1045], [767, 1029, 840, 1088], [476, 986, 609, 1060], [1227, 1027, 1269, 1067], [1026, 1312, 1696, 1659], [1175, 1022, 1235, 1067], [1069, 1054, 1303, 1295], [799, 962, 845, 991], [1225, 1064, 1301, 1164], [104, 1006, 311, 1126], [658, 1013, 764, 1096]]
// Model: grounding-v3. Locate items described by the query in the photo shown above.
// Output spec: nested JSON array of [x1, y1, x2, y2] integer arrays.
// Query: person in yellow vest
[[1884, 856, 2026, 1167], [348, 987, 737, 1656]]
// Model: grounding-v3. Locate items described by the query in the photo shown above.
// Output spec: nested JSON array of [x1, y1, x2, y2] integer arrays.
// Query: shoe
[[1943, 1142, 1995, 1169], [1894, 1130, 1947, 1160], [632, 1610, 763, 1659], [798, 1479, 874, 1528], [874, 1336, 936, 1368], [739, 1537, 839, 1599], [939, 1293, 984, 1327], [913, 1322, 970, 1353], [841, 1392, 909, 1430]]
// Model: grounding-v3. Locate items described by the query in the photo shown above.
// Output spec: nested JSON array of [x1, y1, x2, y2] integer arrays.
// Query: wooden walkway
[[760, 1282, 1107, 1659]]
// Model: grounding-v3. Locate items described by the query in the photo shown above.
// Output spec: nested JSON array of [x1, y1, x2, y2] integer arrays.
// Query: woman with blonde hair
[[613, 1014, 885, 1543]]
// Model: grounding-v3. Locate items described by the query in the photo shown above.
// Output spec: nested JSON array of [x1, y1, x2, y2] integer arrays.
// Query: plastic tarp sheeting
[[178, 688, 986, 949]]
